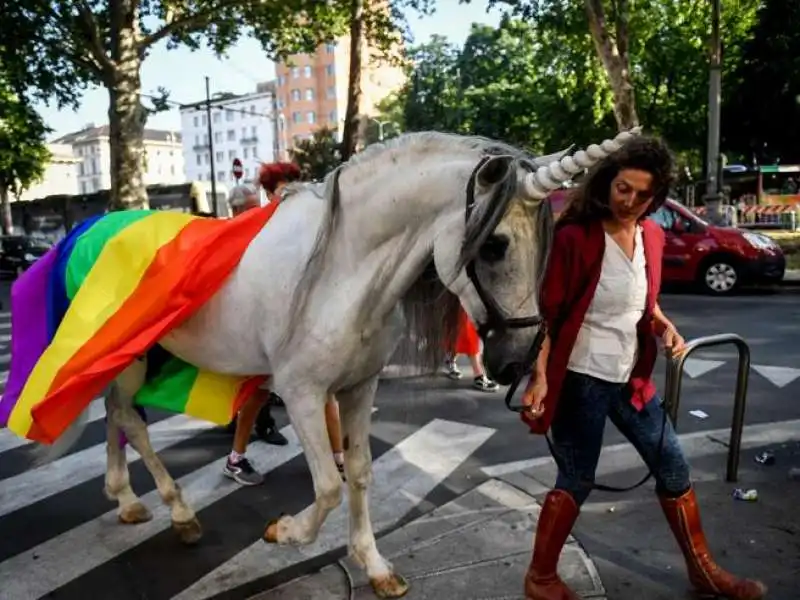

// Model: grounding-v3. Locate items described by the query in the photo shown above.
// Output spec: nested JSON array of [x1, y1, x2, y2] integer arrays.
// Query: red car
[[548, 192, 786, 294]]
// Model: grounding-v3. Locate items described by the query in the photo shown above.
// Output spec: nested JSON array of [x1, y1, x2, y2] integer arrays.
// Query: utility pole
[[205, 76, 218, 217], [704, 0, 723, 223]]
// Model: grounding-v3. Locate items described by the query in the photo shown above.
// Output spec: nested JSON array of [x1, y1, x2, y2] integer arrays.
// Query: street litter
[[754, 451, 775, 466], [689, 409, 709, 420], [732, 488, 758, 502]]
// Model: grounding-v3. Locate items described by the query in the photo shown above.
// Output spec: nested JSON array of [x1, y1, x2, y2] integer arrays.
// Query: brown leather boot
[[524, 489, 581, 600], [659, 488, 767, 599]]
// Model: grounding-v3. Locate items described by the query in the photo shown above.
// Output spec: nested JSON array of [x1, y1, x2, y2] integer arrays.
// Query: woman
[[445, 308, 498, 391], [520, 136, 766, 600], [224, 163, 347, 484]]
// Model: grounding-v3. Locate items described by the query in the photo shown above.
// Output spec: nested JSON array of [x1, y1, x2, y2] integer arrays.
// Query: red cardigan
[[522, 218, 666, 434]]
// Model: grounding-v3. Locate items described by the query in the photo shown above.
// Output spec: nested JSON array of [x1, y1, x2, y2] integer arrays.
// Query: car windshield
[[668, 200, 708, 226]]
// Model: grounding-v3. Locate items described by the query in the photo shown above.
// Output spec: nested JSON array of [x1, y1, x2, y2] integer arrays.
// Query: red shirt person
[[519, 136, 766, 600]]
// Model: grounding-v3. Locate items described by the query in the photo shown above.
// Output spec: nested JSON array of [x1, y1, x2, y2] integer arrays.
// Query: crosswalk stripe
[[171, 418, 496, 600], [0, 398, 107, 454], [0, 414, 215, 518], [0, 424, 303, 600]]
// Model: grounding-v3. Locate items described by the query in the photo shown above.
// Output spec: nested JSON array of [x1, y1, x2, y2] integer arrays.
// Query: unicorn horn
[[523, 127, 643, 200]]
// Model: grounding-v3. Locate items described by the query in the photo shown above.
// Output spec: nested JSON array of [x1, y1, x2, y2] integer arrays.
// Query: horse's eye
[[479, 234, 510, 263]]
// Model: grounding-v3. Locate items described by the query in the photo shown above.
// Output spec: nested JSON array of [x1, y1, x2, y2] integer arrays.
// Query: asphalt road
[[0, 285, 799, 600]]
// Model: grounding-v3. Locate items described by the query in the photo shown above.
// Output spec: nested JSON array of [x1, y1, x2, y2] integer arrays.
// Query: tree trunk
[[340, 0, 365, 162], [583, 0, 639, 130], [0, 186, 12, 234], [107, 0, 148, 211], [107, 59, 149, 210]]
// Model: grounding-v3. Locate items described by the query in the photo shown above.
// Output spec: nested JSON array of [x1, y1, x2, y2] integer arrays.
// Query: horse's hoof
[[172, 517, 203, 545], [118, 502, 152, 524], [370, 573, 410, 599], [263, 518, 281, 543]]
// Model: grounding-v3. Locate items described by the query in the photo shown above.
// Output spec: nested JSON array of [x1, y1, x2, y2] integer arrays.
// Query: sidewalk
[[247, 479, 606, 600], [499, 431, 800, 600], [783, 268, 800, 284]]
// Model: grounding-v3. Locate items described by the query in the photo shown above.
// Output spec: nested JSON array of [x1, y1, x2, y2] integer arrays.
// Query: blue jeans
[[551, 370, 691, 506]]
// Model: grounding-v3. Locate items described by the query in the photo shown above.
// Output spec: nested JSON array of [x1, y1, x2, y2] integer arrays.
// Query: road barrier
[[664, 333, 751, 482]]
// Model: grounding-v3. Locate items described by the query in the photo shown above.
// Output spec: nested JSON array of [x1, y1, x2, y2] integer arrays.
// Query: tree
[[290, 127, 342, 181], [722, 0, 800, 164], [341, 0, 366, 162], [1, 0, 358, 211], [0, 84, 51, 234]]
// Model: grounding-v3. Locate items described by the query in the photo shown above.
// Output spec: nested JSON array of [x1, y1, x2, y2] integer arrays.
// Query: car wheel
[[701, 259, 739, 294]]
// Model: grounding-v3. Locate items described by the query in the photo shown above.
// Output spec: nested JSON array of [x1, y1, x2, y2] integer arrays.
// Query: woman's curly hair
[[257, 162, 302, 194], [559, 135, 676, 225]]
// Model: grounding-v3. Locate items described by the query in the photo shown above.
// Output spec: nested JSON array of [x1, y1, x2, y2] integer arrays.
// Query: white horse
[[48, 128, 639, 597]]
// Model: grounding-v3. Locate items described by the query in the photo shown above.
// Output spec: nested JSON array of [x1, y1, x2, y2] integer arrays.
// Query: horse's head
[[434, 128, 642, 385]]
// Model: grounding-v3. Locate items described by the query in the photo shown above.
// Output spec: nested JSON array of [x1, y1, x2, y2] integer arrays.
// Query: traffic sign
[[232, 158, 243, 180]]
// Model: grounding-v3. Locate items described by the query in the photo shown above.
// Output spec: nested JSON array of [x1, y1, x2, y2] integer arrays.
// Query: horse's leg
[[263, 385, 343, 545], [338, 377, 409, 599], [104, 360, 152, 524], [106, 360, 202, 545]]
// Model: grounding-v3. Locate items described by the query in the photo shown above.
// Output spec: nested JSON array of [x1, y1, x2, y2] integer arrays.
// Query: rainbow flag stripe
[[0, 207, 275, 444]]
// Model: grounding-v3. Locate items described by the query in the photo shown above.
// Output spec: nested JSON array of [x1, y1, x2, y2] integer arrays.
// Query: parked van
[[548, 191, 785, 294]]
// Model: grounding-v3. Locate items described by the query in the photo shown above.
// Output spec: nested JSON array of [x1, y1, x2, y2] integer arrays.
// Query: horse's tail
[[30, 406, 92, 467]]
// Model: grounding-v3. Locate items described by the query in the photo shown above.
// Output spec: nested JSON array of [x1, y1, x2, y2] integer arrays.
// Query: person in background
[[519, 136, 766, 600], [255, 162, 347, 478], [222, 181, 290, 486], [445, 307, 499, 392]]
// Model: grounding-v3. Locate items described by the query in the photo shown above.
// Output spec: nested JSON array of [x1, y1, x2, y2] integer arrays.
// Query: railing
[[663, 333, 751, 483]]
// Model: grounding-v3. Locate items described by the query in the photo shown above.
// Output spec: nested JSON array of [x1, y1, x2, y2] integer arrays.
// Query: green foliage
[[722, 0, 800, 165], [0, 86, 51, 197], [0, 82, 51, 233], [290, 127, 343, 181]]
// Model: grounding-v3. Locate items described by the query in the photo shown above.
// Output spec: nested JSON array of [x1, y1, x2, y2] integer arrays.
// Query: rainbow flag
[[0, 207, 276, 444]]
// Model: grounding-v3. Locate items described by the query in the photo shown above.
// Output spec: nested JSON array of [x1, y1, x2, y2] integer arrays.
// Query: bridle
[[463, 156, 548, 410]]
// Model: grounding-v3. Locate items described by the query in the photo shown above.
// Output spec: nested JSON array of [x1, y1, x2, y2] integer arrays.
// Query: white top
[[567, 226, 648, 383]]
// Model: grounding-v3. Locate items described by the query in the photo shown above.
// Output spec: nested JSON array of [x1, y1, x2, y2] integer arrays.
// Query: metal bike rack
[[663, 333, 751, 483]]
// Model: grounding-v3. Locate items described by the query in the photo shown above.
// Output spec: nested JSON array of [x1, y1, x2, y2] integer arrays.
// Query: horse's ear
[[476, 155, 514, 189]]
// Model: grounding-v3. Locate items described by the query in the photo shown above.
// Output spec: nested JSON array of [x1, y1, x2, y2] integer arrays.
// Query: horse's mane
[[276, 131, 538, 370]]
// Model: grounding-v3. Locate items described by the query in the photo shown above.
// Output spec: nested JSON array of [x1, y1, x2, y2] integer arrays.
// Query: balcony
[[192, 144, 209, 150], [240, 136, 258, 144]]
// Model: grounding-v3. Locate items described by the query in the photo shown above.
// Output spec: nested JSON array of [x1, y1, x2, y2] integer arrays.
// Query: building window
[[92, 177, 100, 191], [226, 110, 234, 121], [204, 153, 209, 164], [305, 88, 314, 101], [218, 171, 225, 181], [202, 114, 207, 126], [227, 129, 235, 141], [244, 147, 249, 159], [291, 89, 300, 101], [213, 112, 221, 123], [216, 151, 224, 162], [196, 154, 202, 166], [329, 110, 337, 123], [214, 131, 222, 144], [250, 105, 256, 115], [228, 150, 236, 160], [303, 65, 312, 78], [193, 116, 199, 127], [325, 65, 334, 76], [307, 111, 316, 124], [326, 43, 336, 53], [326, 86, 336, 99], [291, 66, 300, 78], [292, 111, 301, 124], [79, 163, 85, 176], [278, 75, 285, 85], [277, 98, 285, 109], [81, 181, 87, 194], [241, 126, 247, 139]]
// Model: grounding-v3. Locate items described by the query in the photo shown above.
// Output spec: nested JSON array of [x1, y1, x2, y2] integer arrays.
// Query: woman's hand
[[662, 326, 686, 358], [522, 375, 548, 420]]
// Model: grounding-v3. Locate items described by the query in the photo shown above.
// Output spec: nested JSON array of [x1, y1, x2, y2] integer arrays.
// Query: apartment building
[[15, 143, 81, 201], [51, 125, 184, 194], [274, 37, 406, 152], [178, 83, 277, 188]]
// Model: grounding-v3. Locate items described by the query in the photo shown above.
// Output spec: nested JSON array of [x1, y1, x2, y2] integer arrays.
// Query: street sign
[[232, 158, 243, 180]]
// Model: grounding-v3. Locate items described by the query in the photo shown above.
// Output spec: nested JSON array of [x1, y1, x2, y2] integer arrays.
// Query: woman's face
[[608, 168, 655, 225]]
